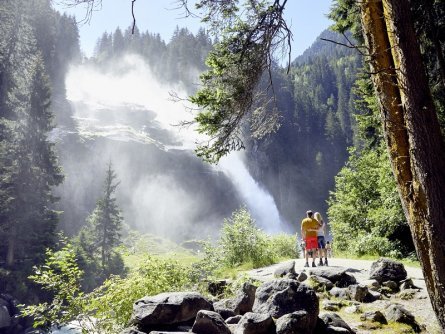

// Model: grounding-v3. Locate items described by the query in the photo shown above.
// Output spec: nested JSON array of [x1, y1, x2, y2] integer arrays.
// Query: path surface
[[248, 257, 439, 333]]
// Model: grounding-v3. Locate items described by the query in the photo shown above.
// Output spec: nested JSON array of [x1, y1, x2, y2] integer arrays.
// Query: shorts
[[318, 236, 326, 249], [305, 237, 318, 250]]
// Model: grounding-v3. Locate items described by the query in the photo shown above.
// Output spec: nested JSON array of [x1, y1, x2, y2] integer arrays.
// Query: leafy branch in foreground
[[188, 0, 291, 163], [20, 237, 85, 332]]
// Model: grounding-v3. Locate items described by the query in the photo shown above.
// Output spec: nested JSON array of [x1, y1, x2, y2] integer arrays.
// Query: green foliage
[[0, 0, 80, 302], [82, 255, 193, 332], [77, 162, 126, 288], [219, 208, 276, 267], [188, 0, 289, 162], [270, 233, 299, 260], [190, 240, 224, 281], [21, 237, 84, 331], [327, 144, 410, 258], [191, 208, 297, 281]]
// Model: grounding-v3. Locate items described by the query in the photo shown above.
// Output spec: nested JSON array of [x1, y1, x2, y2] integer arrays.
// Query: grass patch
[[332, 308, 417, 334], [121, 233, 199, 269]]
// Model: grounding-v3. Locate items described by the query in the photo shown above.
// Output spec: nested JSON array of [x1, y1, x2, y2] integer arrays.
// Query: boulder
[[297, 272, 308, 282], [310, 268, 357, 288], [307, 275, 334, 292], [213, 281, 257, 317], [131, 292, 212, 329], [329, 287, 349, 299], [360, 311, 387, 324], [276, 311, 313, 334], [399, 278, 418, 290], [344, 304, 361, 314], [212, 301, 236, 320], [369, 258, 407, 283], [233, 282, 257, 314], [0, 305, 11, 329], [0, 294, 18, 316], [347, 284, 368, 302], [320, 313, 354, 333], [274, 261, 296, 278], [382, 280, 399, 292], [322, 300, 343, 312], [385, 304, 420, 332], [252, 279, 318, 330], [191, 310, 231, 334], [363, 290, 382, 302], [361, 279, 380, 291], [234, 312, 275, 334]]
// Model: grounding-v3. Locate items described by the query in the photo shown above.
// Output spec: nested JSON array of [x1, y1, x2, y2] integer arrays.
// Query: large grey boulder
[[213, 281, 257, 318], [369, 258, 407, 283], [276, 311, 314, 334], [131, 292, 212, 329], [234, 312, 275, 334], [252, 279, 319, 331], [233, 282, 257, 314], [191, 310, 232, 334]]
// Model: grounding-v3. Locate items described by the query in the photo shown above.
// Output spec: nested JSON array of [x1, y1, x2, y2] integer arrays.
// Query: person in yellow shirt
[[301, 210, 322, 267]]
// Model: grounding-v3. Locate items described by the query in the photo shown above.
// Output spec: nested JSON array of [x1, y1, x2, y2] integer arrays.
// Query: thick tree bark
[[360, 0, 445, 329]]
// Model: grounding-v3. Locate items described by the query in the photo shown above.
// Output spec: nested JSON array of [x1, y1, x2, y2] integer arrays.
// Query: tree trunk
[[6, 224, 15, 267], [360, 0, 445, 329]]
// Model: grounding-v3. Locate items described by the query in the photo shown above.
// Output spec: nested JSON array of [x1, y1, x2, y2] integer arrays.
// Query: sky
[[52, 0, 334, 60]]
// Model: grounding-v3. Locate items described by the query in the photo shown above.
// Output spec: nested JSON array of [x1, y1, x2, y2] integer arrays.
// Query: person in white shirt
[[314, 212, 328, 266]]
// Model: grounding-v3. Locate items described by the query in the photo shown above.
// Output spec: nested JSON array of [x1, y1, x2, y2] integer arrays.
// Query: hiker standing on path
[[314, 212, 328, 266], [301, 210, 321, 267]]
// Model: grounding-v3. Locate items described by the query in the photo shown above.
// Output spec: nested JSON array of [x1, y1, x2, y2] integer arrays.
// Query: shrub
[[21, 238, 84, 331], [270, 233, 299, 259], [83, 255, 193, 332], [220, 207, 276, 268]]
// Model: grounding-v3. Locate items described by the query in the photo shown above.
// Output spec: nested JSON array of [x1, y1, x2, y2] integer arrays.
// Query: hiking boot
[[304, 262, 309, 267], [324, 259, 329, 266], [318, 260, 323, 266], [312, 262, 316, 267]]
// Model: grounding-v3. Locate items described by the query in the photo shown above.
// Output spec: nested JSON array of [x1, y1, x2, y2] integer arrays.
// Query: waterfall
[[64, 54, 283, 233], [219, 152, 283, 232]]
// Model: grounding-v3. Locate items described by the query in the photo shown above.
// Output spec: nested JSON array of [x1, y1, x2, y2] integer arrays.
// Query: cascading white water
[[65, 54, 283, 233], [219, 153, 282, 232]]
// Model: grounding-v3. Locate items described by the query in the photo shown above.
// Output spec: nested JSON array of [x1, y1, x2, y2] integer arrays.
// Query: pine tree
[[85, 162, 123, 276], [0, 2, 63, 268]]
